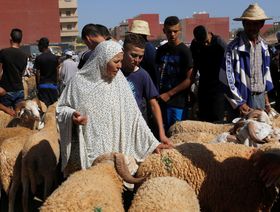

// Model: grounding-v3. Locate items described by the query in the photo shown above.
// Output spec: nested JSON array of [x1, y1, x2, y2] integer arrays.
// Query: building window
[[67, 25, 72, 30], [66, 11, 71, 16]]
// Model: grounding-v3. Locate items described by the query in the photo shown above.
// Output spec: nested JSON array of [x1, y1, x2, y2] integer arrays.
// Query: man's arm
[[219, 48, 247, 112], [160, 67, 193, 102], [0, 63, 3, 80], [0, 103, 16, 116], [149, 98, 172, 145]]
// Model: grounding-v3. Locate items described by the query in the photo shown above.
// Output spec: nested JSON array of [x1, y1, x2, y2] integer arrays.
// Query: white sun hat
[[129, 20, 151, 36], [233, 3, 272, 21]]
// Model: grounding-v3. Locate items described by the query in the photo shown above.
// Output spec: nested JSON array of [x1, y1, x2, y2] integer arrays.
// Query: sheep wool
[[129, 176, 200, 212], [0, 132, 33, 194], [41, 163, 124, 212], [136, 142, 279, 211], [0, 111, 12, 128], [21, 102, 60, 212], [0, 127, 32, 143], [170, 131, 217, 144], [168, 120, 233, 136]]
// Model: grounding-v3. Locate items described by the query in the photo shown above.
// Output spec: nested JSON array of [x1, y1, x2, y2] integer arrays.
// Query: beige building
[[59, 0, 78, 43]]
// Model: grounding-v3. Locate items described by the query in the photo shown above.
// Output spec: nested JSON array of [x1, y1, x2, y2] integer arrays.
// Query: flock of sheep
[[1, 78, 280, 211]]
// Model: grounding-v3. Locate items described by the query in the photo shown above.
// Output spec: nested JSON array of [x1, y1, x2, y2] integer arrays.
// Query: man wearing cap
[[219, 3, 273, 120], [34, 37, 59, 106], [129, 20, 158, 87], [58, 50, 78, 95]]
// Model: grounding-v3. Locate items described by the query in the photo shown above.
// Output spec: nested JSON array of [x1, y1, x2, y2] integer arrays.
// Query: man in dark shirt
[[34, 37, 59, 106], [0, 28, 27, 114], [156, 16, 193, 132], [190, 25, 227, 122], [121, 33, 172, 145]]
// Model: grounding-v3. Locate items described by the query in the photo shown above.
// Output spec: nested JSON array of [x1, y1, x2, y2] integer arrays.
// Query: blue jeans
[[160, 104, 184, 132], [0, 90, 24, 108]]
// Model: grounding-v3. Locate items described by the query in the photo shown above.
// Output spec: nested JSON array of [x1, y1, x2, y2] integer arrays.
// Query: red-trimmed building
[[0, 0, 61, 48], [181, 13, 229, 44], [112, 13, 230, 43]]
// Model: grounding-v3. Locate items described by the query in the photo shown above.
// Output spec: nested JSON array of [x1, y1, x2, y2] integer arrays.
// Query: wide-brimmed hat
[[129, 20, 151, 36], [233, 3, 272, 21]]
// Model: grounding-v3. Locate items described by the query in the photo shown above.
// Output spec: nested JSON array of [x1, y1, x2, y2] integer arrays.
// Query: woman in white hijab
[[57, 40, 171, 175]]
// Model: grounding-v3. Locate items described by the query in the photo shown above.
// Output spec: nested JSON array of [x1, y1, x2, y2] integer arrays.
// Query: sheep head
[[92, 153, 146, 184], [246, 109, 272, 125], [9, 99, 45, 130]]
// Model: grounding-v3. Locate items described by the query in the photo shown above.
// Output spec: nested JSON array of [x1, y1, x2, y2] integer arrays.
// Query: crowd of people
[[1, 3, 280, 191]]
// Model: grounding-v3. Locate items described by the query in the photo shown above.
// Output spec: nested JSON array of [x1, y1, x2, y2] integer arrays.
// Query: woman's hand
[[160, 135, 174, 147], [154, 142, 173, 154], [72, 111, 88, 125]]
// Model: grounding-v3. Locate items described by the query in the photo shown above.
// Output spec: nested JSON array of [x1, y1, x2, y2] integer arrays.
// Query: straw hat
[[129, 20, 151, 36], [233, 3, 272, 21]]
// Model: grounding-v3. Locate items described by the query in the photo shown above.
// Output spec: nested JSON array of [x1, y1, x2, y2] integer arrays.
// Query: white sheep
[[21, 102, 59, 212], [40, 153, 143, 212], [129, 176, 200, 212], [136, 142, 280, 211], [7, 98, 46, 130]]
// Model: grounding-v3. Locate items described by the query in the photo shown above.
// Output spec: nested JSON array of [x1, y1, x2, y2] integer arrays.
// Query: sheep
[[214, 109, 280, 146], [21, 102, 59, 212], [7, 98, 46, 130], [168, 120, 233, 137], [0, 130, 34, 212], [0, 111, 12, 128], [129, 176, 200, 212], [170, 131, 218, 144], [22, 74, 37, 100], [136, 142, 280, 212], [0, 127, 33, 143], [40, 153, 144, 212]]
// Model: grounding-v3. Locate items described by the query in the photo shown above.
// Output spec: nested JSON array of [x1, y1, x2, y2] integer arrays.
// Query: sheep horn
[[114, 153, 146, 184], [232, 120, 246, 134], [247, 122, 265, 144]]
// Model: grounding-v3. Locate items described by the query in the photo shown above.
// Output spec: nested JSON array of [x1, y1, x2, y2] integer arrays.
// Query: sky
[[77, 0, 280, 32]]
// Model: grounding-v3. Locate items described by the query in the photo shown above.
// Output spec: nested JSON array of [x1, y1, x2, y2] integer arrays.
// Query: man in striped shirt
[[219, 3, 273, 121]]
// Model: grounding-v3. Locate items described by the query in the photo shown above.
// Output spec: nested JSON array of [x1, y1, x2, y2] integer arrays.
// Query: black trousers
[[38, 88, 58, 107], [198, 90, 225, 123]]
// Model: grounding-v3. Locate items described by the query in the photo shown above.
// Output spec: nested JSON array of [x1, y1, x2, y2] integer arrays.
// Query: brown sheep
[[136, 142, 280, 211], [21, 102, 59, 212], [168, 120, 233, 136], [41, 153, 143, 212], [129, 176, 200, 212]]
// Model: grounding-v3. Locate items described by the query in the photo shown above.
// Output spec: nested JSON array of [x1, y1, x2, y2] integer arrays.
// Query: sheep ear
[[114, 153, 146, 184], [15, 101, 26, 116]]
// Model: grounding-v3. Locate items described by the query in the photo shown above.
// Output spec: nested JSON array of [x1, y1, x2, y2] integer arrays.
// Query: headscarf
[[57, 40, 159, 171]]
